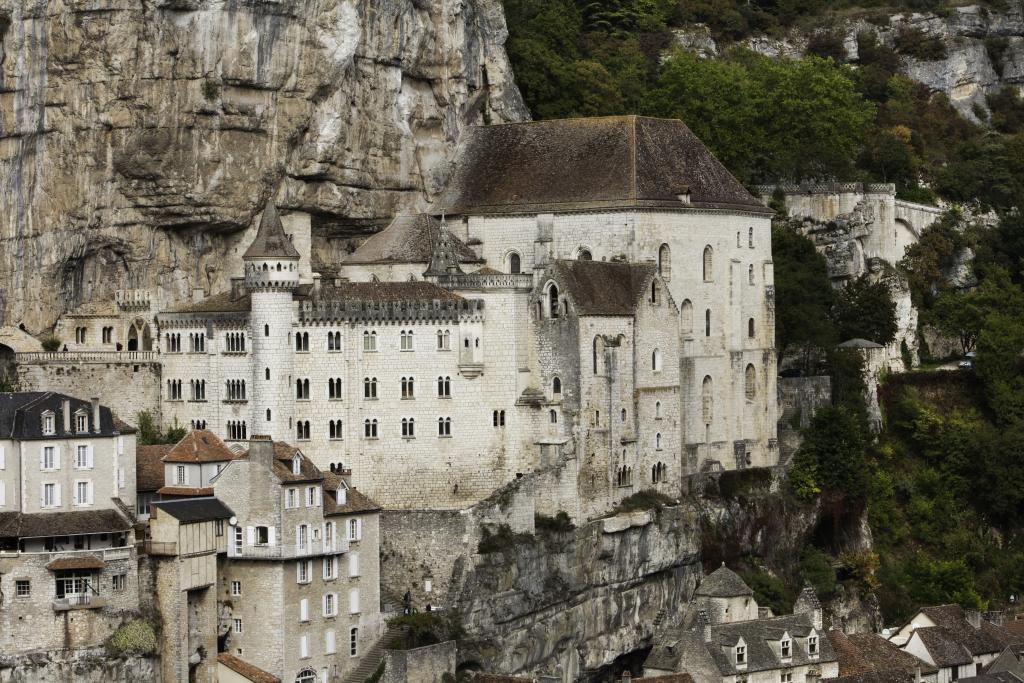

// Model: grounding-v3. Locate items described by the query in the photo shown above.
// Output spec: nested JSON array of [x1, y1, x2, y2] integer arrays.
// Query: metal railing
[[228, 538, 348, 559], [0, 546, 133, 561], [16, 351, 159, 363]]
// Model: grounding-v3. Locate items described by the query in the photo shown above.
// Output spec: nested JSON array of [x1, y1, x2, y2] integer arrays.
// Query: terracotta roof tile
[[46, 555, 105, 570], [322, 474, 382, 516], [137, 445, 172, 492], [162, 429, 238, 463], [217, 653, 281, 683]]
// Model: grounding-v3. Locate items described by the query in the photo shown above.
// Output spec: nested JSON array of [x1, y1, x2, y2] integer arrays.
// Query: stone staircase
[[340, 624, 404, 683], [652, 607, 667, 627]]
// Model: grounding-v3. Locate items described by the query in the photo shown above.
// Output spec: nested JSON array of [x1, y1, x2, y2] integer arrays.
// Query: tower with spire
[[244, 199, 300, 441]]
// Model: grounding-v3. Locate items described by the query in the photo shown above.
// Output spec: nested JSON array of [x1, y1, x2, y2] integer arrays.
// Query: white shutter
[[322, 557, 329, 580], [246, 526, 255, 546], [349, 588, 359, 614], [54, 446, 60, 470], [349, 552, 359, 578], [325, 629, 336, 654], [40, 483, 46, 507], [117, 466, 125, 489], [0, 445, 5, 469], [0, 481, 5, 506], [87, 444, 94, 469], [300, 635, 309, 659], [54, 483, 61, 507], [268, 527, 276, 546], [295, 524, 301, 552], [87, 481, 94, 505], [356, 518, 363, 540], [39, 446, 45, 470], [299, 598, 308, 622]]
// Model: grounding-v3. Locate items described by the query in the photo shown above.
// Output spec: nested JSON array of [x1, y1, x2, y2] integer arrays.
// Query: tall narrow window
[[745, 364, 757, 401], [658, 243, 671, 280], [748, 226, 754, 248], [705, 309, 711, 337], [363, 377, 377, 399], [438, 417, 451, 436], [547, 283, 560, 319], [437, 376, 451, 397], [748, 318, 755, 338], [681, 300, 693, 334], [652, 349, 662, 372], [508, 252, 521, 274], [703, 245, 713, 282], [702, 376, 714, 424], [552, 377, 561, 395], [401, 377, 415, 399], [748, 264, 755, 285]]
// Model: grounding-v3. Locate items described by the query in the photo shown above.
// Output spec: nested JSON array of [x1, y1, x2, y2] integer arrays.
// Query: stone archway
[[126, 318, 152, 351]]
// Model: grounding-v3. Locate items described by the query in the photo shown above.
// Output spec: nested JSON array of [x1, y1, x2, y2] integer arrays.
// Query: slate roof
[[243, 200, 299, 260], [959, 673, 1024, 683], [694, 565, 754, 598], [0, 392, 120, 440], [157, 486, 214, 497], [217, 653, 281, 683], [313, 281, 464, 304], [136, 445, 172, 492], [165, 291, 251, 314], [162, 429, 238, 463], [919, 605, 1012, 656], [547, 260, 658, 316], [913, 627, 975, 667], [434, 116, 771, 216], [831, 630, 936, 678], [343, 214, 481, 265], [706, 612, 835, 675], [151, 497, 233, 523], [0, 509, 133, 538], [838, 338, 885, 349]]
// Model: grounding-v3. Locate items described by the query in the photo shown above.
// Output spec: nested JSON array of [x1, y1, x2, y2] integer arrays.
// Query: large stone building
[[0, 391, 139, 655], [152, 115, 778, 514]]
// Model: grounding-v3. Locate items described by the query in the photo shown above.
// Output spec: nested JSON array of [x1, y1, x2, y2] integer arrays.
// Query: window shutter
[[349, 588, 359, 614], [39, 446, 45, 470], [322, 594, 328, 616], [246, 526, 255, 546], [87, 445, 94, 468], [0, 445, 5, 469], [268, 527, 276, 546], [326, 629, 336, 654], [0, 481, 5, 506], [356, 519, 363, 540], [54, 483, 61, 507], [87, 481, 94, 505], [54, 446, 60, 470], [349, 552, 359, 577], [40, 483, 45, 507], [295, 524, 301, 551], [322, 558, 329, 580], [300, 635, 309, 659], [299, 598, 308, 622], [118, 466, 125, 489]]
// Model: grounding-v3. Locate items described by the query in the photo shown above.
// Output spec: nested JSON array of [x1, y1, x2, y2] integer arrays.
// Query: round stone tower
[[244, 199, 300, 442]]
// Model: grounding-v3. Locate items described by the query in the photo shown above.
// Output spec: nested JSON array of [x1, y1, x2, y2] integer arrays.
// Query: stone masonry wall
[[382, 640, 457, 683], [0, 650, 160, 683], [15, 361, 162, 425]]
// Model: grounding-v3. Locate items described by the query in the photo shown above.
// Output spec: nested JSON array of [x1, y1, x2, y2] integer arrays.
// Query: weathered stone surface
[[0, 0, 527, 332], [0, 650, 160, 683]]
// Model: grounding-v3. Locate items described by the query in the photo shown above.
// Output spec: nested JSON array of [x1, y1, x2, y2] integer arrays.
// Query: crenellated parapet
[[298, 298, 485, 325]]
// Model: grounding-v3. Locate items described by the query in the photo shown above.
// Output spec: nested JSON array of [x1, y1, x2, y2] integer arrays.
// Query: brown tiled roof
[[847, 632, 937, 675], [243, 200, 300, 260], [920, 605, 1008, 656], [833, 671, 916, 683], [256, 442, 325, 483], [0, 509, 132, 538], [165, 290, 251, 314], [314, 281, 463, 304], [434, 116, 771, 216], [137, 445, 171, 492], [831, 630, 875, 677], [322, 474, 381, 516], [547, 260, 657, 316], [46, 555, 105, 570], [635, 675, 696, 683], [217, 653, 281, 683], [913, 627, 975, 667], [162, 429, 238, 463], [344, 214, 481, 265], [112, 415, 138, 434], [157, 486, 214, 497]]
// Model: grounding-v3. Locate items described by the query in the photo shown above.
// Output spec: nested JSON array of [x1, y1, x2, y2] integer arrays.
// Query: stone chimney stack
[[90, 397, 100, 432], [249, 435, 275, 470], [794, 583, 823, 631], [62, 399, 71, 433], [965, 608, 982, 629], [697, 609, 712, 643]]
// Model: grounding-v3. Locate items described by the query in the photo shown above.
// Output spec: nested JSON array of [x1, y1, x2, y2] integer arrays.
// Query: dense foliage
[[136, 411, 186, 446]]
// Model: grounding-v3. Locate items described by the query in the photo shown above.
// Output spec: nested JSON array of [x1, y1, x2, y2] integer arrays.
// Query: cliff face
[[0, 0, 527, 331]]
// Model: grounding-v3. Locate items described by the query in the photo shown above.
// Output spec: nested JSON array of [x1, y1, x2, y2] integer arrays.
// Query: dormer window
[[808, 634, 819, 656], [781, 637, 791, 658], [736, 644, 746, 665], [337, 487, 347, 506], [292, 455, 302, 475], [75, 412, 88, 433], [42, 412, 55, 435]]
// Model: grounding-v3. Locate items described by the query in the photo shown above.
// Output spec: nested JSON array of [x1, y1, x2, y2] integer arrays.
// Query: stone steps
[[341, 624, 404, 683]]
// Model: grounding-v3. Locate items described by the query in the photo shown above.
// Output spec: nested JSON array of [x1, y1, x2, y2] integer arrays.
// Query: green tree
[[831, 276, 898, 346], [929, 290, 984, 355], [771, 226, 837, 368], [796, 405, 869, 501], [899, 212, 967, 309]]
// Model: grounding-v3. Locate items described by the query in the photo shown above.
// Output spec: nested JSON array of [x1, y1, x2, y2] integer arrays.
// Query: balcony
[[0, 546, 133, 562], [53, 593, 106, 611], [227, 538, 348, 560], [16, 351, 159, 364], [140, 541, 178, 556]]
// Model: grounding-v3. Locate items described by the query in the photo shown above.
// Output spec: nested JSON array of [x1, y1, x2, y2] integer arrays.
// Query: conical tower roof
[[243, 199, 300, 260]]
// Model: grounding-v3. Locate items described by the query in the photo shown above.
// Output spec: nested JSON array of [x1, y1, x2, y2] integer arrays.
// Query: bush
[[612, 489, 677, 514], [477, 524, 533, 554], [738, 569, 794, 616], [386, 612, 464, 650], [535, 511, 575, 533], [201, 80, 221, 102], [41, 335, 60, 352], [107, 618, 158, 656], [806, 31, 847, 63], [800, 546, 838, 601], [894, 27, 947, 61]]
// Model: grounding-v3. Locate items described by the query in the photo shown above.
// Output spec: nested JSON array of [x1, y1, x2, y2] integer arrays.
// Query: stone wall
[[776, 376, 832, 462], [0, 650, 160, 683], [15, 359, 162, 425], [382, 640, 458, 683]]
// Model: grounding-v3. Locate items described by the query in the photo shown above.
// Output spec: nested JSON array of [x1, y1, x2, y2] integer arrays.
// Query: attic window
[[808, 635, 818, 656], [781, 637, 791, 658], [75, 411, 88, 433], [337, 486, 347, 506], [735, 645, 746, 665], [42, 411, 55, 436], [292, 455, 302, 475]]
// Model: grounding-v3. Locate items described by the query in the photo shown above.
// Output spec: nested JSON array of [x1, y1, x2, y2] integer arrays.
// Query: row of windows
[[39, 411, 91, 436], [356, 376, 452, 400], [353, 417, 455, 440], [38, 479, 95, 507], [73, 326, 116, 344], [161, 331, 209, 353]]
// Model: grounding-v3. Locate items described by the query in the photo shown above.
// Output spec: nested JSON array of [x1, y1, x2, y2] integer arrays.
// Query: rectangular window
[[349, 552, 359, 578], [231, 581, 241, 597], [781, 639, 791, 658], [15, 580, 30, 597], [42, 446, 56, 471], [233, 618, 242, 634], [74, 480, 92, 506], [300, 634, 310, 659], [324, 592, 336, 617], [324, 556, 337, 580], [215, 519, 225, 537], [781, 673, 792, 683], [76, 414, 88, 433], [297, 560, 311, 584], [43, 414, 54, 435], [809, 636, 819, 655], [255, 526, 269, 545], [736, 646, 746, 664], [307, 487, 318, 507], [75, 445, 90, 469], [286, 488, 297, 509], [348, 588, 359, 615], [112, 574, 126, 591], [176, 465, 186, 485], [42, 482, 57, 508]]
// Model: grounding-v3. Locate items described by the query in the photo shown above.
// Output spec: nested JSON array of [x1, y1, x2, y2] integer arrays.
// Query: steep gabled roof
[[162, 429, 238, 463], [137, 445, 172, 492], [919, 605, 1008, 657], [913, 627, 975, 668], [706, 612, 836, 675], [546, 260, 658, 316], [434, 116, 771, 216], [151, 497, 233, 523], [694, 565, 754, 598], [243, 200, 299, 260], [343, 214, 481, 265], [0, 392, 119, 440]]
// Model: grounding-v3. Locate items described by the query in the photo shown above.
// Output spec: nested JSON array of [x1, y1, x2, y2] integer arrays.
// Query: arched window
[[652, 348, 662, 372], [658, 244, 671, 280], [265, 367, 270, 380], [702, 376, 714, 424], [749, 227, 754, 248], [438, 417, 452, 436], [401, 418, 415, 438], [745, 364, 756, 401], [736, 231, 742, 248], [437, 376, 451, 397], [363, 377, 377, 399], [656, 433, 662, 450], [296, 669, 317, 683], [748, 318, 755, 338], [577, 248, 592, 261], [401, 377, 415, 399], [549, 409, 557, 424], [330, 419, 343, 439], [655, 401, 662, 419], [264, 324, 269, 337], [508, 252, 521, 274], [705, 309, 711, 337], [266, 409, 272, 421], [621, 408, 627, 422], [703, 245, 713, 282], [547, 283, 560, 319], [748, 264, 755, 285], [681, 300, 693, 334], [552, 377, 561, 394]]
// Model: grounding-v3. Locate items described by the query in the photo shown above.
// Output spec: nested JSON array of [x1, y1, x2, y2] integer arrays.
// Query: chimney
[[984, 611, 1004, 627], [965, 609, 981, 629], [312, 273, 321, 296], [90, 397, 100, 432], [62, 399, 71, 433], [248, 435, 275, 470], [697, 609, 712, 643], [915, 666, 922, 683]]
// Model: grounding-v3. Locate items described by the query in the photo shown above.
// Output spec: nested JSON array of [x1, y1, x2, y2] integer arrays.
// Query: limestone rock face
[[0, 0, 527, 332]]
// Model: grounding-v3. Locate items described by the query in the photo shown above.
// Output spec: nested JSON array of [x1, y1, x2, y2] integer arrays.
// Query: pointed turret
[[424, 218, 465, 277], [244, 199, 300, 260]]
